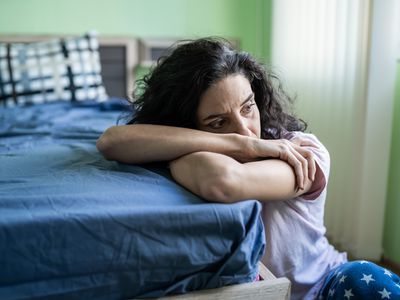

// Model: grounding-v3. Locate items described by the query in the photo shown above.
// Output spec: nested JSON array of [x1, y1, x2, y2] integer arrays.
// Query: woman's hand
[[243, 137, 317, 190]]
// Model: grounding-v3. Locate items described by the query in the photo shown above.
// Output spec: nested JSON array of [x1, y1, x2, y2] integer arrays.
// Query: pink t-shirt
[[261, 131, 347, 300]]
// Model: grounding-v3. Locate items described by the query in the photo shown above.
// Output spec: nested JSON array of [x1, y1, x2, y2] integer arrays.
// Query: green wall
[[384, 61, 400, 264], [0, 0, 272, 62]]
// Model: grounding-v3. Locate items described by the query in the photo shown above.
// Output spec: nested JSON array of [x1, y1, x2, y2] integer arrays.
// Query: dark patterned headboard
[[0, 35, 139, 99]]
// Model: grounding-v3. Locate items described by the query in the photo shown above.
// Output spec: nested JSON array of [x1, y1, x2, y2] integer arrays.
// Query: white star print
[[339, 275, 347, 283], [328, 288, 335, 297], [384, 269, 393, 277], [361, 273, 375, 285], [359, 260, 369, 264], [344, 288, 354, 299], [378, 287, 391, 299]]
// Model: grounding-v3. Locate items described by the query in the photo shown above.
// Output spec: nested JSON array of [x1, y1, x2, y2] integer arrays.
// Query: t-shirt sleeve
[[288, 132, 330, 200]]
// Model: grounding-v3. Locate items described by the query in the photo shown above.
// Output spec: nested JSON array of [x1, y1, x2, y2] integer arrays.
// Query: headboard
[[0, 34, 139, 99]]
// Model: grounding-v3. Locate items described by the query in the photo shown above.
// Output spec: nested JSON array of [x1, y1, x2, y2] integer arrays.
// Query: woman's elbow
[[96, 128, 116, 160], [200, 166, 241, 203], [170, 152, 243, 203]]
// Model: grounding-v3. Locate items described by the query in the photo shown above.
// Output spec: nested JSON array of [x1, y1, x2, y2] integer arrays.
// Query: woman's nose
[[232, 118, 252, 136]]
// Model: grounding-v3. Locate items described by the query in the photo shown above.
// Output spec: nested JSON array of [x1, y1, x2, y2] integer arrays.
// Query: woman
[[97, 38, 399, 299]]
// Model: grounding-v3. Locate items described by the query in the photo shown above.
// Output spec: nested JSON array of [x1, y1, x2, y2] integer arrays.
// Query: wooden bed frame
[[0, 34, 291, 300], [141, 263, 290, 300]]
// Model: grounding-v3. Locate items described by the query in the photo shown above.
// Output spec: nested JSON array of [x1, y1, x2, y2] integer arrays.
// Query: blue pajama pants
[[317, 260, 400, 299]]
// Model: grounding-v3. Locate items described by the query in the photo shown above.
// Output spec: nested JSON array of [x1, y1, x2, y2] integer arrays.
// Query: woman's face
[[196, 74, 261, 138]]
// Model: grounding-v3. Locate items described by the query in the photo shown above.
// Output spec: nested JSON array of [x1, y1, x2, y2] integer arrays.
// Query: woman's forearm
[[170, 152, 315, 203], [96, 124, 248, 164]]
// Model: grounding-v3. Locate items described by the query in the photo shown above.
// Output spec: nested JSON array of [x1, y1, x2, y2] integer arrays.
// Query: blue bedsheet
[[0, 100, 265, 300]]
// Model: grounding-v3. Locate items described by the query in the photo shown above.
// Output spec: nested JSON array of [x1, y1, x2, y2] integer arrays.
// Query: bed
[[0, 33, 290, 300]]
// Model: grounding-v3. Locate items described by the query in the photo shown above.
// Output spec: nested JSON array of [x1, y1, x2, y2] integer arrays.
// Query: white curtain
[[271, 0, 398, 259]]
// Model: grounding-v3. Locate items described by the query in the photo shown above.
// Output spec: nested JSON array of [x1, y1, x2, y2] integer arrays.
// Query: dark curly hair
[[127, 37, 306, 139]]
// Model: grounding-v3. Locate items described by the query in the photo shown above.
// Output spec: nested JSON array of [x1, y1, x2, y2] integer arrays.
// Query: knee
[[321, 260, 400, 299], [337, 260, 386, 285]]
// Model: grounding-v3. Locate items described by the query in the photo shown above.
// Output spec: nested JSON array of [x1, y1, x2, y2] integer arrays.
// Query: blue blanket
[[0, 100, 265, 300]]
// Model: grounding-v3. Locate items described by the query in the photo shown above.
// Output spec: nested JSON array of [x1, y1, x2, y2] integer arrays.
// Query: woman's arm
[[96, 124, 247, 163], [169, 151, 315, 202], [97, 124, 315, 189]]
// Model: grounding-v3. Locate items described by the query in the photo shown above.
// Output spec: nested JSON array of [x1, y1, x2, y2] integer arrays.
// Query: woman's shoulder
[[283, 130, 322, 142], [284, 131, 329, 158]]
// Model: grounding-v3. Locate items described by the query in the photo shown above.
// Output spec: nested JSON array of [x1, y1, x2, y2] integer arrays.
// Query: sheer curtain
[[270, 0, 398, 259]]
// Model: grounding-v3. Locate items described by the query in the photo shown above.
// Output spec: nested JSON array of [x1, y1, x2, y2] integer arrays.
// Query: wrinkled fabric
[[0, 100, 265, 300]]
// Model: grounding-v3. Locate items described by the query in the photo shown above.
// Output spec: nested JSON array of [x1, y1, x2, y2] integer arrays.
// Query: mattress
[[0, 100, 265, 299]]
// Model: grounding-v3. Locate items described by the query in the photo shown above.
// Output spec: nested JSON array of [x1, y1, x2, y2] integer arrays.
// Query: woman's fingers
[[276, 140, 318, 189], [288, 144, 308, 189], [308, 151, 316, 181], [288, 152, 305, 190], [294, 146, 316, 181], [254, 138, 317, 190], [278, 142, 307, 189], [291, 138, 317, 181]]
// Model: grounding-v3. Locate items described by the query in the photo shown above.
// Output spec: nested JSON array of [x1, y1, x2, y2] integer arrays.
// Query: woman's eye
[[242, 103, 255, 114], [208, 119, 225, 129]]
